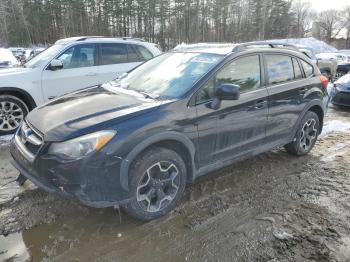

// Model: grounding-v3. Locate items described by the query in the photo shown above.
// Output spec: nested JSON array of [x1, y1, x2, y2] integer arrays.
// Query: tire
[[124, 147, 187, 221], [0, 95, 29, 136], [284, 111, 320, 156]]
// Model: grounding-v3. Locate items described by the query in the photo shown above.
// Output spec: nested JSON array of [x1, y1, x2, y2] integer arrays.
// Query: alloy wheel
[[0, 101, 24, 131], [300, 119, 317, 151], [137, 161, 180, 213]]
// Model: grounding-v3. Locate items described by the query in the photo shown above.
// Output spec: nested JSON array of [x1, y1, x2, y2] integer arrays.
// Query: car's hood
[[0, 66, 31, 76], [335, 73, 350, 89], [27, 86, 166, 142]]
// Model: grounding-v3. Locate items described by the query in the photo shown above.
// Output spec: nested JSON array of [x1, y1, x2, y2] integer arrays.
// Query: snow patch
[[320, 120, 350, 138], [263, 37, 337, 53], [0, 135, 13, 147]]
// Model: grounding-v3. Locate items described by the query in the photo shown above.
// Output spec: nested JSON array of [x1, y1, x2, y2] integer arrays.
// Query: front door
[[195, 54, 268, 168], [41, 44, 99, 100]]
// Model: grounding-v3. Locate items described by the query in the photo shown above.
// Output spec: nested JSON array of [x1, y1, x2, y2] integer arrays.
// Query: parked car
[[331, 72, 350, 107], [0, 48, 20, 69], [0, 36, 161, 135], [336, 63, 350, 79], [297, 46, 337, 81], [23, 49, 35, 61], [10, 43, 329, 221], [316, 52, 347, 63], [8, 47, 26, 60]]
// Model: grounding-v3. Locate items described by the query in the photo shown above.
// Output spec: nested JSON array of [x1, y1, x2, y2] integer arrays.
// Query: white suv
[[0, 36, 161, 135]]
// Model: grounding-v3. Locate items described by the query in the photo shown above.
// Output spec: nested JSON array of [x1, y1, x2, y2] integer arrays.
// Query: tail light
[[320, 75, 329, 90]]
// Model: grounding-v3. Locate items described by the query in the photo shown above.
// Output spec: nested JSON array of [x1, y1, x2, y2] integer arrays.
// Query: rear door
[[41, 44, 99, 100], [264, 54, 312, 144]]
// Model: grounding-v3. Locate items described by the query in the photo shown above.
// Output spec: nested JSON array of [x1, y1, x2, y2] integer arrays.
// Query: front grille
[[333, 92, 350, 106], [14, 121, 43, 162]]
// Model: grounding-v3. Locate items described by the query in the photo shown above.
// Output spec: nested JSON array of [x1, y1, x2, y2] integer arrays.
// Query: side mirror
[[216, 83, 240, 100], [49, 59, 63, 71]]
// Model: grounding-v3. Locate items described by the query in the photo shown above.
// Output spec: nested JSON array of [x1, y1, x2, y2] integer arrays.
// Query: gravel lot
[[1, 106, 350, 262]]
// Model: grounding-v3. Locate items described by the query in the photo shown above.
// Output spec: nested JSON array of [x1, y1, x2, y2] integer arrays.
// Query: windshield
[[24, 44, 63, 68], [104, 52, 223, 99]]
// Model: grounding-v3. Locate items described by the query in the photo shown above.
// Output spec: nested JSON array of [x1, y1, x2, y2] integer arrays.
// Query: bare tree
[[291, 0, 312, 37], [318, 9, 342, 42]]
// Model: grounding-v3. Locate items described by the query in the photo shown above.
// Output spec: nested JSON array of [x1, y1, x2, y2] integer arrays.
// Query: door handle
[[254, 100, 266, 109], [85, 72, 97, 76], [298, 87, 308, 95]]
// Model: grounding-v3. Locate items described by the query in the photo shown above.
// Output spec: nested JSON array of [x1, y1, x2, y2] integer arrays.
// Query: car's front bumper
[[10, 139, 132, 208]]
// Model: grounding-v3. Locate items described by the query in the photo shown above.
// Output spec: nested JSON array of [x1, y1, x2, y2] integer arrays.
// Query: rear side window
[[135, 45, 154, 60], [300, 60, 314, 78], [292, 58, 303, 80], [127, 44, 154, 62], [100, 43, 128, 65], [127, 45, 143, 62], [266, 55, 294, 85]]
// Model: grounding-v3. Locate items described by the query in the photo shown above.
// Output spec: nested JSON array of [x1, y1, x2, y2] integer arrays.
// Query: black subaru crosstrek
[[10, 43, 329, 221]]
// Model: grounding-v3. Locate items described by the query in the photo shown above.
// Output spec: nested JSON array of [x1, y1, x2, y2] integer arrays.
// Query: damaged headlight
[[48, 130, 116, 159]]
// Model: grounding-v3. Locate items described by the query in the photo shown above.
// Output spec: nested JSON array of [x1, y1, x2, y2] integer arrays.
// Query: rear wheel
[[124, 147, 187, 221], [0, 95, 28, 136], [285, 111, 320, 156]]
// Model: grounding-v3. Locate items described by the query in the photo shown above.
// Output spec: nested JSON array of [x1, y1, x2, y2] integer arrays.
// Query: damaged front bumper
[[10, 139, 132, 208]]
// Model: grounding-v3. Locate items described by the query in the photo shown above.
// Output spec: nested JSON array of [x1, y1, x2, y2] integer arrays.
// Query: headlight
[[48, 130, 116, 159]]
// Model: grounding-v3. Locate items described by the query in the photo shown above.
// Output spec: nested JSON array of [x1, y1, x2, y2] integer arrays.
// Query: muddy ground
[[1, 106, 350, 262]]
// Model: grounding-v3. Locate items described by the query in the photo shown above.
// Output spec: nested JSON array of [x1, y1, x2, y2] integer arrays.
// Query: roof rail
[[55, 36, 146, 44], [120, 37, 145, 42], [232, 41, 299, 52], [76, 36, 105, 41], [76, 36, 145, 42]]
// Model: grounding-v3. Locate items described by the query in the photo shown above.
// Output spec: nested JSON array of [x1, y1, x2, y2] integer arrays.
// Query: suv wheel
[[285, 111, 320, 156], [125, 147, 187, 221], [0, 95, 28, 136]]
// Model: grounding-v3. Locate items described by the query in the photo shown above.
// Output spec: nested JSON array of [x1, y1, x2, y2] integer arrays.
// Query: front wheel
[[0, 95, 29, 136], [285, 111, 320, 156], [124, 147, 187, 221]]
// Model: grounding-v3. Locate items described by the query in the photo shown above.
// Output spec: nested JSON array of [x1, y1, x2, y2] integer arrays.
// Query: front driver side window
[[196, 55, 261, 104], [57, 44, 96, 69]]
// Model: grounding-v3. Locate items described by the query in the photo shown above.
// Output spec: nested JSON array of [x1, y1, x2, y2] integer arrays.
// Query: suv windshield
[[25, 44, 64, 68], [105, 52, 223, 98]]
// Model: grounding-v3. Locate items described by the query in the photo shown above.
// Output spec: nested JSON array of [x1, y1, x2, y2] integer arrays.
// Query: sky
[[306, 0, 349, 12]]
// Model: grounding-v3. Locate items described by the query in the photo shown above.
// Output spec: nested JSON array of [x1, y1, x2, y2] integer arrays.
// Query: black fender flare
[[289, 100, 325, 141], [0, 87, 37, 109], [119, 131, 196, 191]]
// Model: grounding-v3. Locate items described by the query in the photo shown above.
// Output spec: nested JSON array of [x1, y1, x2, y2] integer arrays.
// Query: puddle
[[0, 207, 192, 262]]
